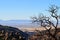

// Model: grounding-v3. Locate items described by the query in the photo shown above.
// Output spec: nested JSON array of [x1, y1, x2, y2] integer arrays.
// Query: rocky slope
[[0, 25, 28, 40]]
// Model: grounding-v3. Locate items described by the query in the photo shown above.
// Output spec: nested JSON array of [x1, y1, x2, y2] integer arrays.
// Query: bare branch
[[31, 5, 60, 40]]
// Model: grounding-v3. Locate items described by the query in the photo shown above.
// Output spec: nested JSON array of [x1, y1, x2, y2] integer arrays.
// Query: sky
[[0, 0, 60, 20]]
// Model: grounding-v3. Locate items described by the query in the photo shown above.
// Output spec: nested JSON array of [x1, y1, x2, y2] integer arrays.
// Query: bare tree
[[31, 5, 60, 40]]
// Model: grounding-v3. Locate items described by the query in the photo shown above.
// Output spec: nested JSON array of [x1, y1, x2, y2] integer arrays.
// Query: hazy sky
[[0, 0, 60, 20]]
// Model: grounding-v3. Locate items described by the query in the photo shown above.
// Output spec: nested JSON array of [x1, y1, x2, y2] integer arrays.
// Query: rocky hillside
[[0, 25, 28, 40]]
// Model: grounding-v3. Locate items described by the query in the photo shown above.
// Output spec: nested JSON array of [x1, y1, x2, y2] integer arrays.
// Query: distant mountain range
[[0, 20, 40, 28], [0, 20, 30, 25], [0, 20, 60, 28]]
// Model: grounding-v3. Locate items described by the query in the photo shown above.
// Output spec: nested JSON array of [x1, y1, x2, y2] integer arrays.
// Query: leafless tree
[[31, 5, 60, 40]]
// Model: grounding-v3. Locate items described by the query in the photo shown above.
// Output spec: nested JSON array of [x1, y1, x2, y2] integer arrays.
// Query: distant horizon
[[0, 19, 31, 21]]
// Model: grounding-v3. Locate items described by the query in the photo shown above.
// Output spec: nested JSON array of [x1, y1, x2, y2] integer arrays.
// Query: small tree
[[31, 5, 60, 40]]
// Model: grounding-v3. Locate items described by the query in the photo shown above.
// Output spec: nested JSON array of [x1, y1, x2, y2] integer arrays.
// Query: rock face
[[0, 25, 28, 40]]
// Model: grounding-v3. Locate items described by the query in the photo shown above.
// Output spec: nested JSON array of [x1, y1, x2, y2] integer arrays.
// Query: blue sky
[[0, 0, 60, 20]]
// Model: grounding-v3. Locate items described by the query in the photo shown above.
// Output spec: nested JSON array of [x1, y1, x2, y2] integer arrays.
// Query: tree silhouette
[[31, 5, 60, 40]]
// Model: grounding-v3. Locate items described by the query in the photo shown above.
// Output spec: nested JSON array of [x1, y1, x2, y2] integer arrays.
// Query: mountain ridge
[[0, 20, 60, 28]]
